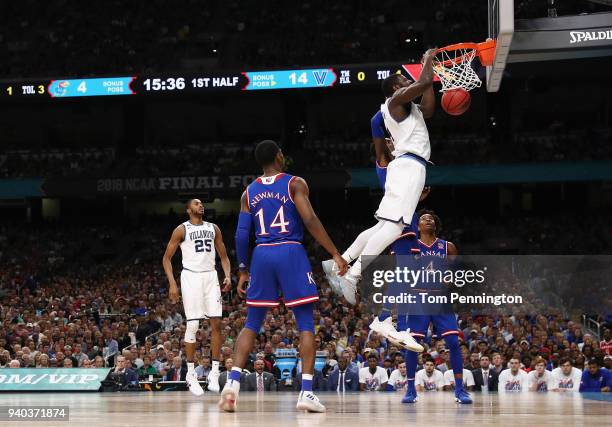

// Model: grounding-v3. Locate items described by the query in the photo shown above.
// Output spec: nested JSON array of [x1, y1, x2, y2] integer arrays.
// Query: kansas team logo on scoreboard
[[48, 77, 136, 98], [243, 69, 337, 90]]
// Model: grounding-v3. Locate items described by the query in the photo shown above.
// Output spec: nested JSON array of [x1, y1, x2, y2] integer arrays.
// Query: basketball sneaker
[[296, 391, 326, 413], [321, 259, 342, 295], [186, 371, 204, 396], [336, 273, 358, 305], [369, 317, 424, 353], [207, 368, 220, 393], [454, 388, 473, 404], [401, 387, 418, 404], [219, 380, 240, 412]]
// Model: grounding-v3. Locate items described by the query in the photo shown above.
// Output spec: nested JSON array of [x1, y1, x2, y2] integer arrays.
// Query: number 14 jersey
[[246, 173, 304, 244]]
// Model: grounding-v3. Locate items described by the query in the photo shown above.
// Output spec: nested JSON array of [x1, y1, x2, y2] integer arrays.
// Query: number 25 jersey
[[246, 173, 304, 244], [180, 221, 216, 272]]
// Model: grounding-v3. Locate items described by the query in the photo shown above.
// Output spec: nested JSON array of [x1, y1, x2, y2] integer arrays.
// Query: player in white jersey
[[498, 358, 529, 392], [551, 357, 582, 392], [527, 357, 553, 391], [328, 48, 437, 301], [162, 198, 231, 396]]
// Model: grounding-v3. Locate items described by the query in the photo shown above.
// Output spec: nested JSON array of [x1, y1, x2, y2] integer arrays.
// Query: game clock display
[[0, 62, 433, 99]]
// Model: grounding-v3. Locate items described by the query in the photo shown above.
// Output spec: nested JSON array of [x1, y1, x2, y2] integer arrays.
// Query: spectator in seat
[[245, 359, 277, 391], [112, 355, 138, 385], [328, 357, 359, 392], [579, 358, 611, 392], [138, 355, 158, 379], [164, 356, 187, 381], [195, 357, 211, 380], [359, 353, 388, 391], [472, 354, 499, 392]]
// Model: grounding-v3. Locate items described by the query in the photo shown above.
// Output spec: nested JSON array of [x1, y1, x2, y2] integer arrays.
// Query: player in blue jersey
[[219, 140, 348, 413], [396, 209, 472, 404], [323, 110, 428, 352]]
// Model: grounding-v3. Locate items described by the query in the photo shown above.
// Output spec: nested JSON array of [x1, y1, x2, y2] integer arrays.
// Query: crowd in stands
[[2, 127, 611, 179], [0, 0, 492, 78], [4, 0, 609, 79], [1, 216, 611, 392]]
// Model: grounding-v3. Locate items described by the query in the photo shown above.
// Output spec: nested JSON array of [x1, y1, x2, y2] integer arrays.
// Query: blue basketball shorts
[[398, 314, 460, 339], [247, 242, 319, 307]]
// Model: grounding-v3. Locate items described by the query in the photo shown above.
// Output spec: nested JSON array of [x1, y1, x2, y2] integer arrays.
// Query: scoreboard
[[0, 63, 433, 99]]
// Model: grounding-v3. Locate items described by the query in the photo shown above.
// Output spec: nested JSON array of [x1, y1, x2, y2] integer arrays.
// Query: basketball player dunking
[[162, 199, 232, 395], [219, 140, 347, 413], [325, 47, 437, 303], [395, 210, 472, 404]]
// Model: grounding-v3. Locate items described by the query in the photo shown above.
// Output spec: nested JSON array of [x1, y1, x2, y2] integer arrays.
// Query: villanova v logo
[[313, 70, 328, 86]]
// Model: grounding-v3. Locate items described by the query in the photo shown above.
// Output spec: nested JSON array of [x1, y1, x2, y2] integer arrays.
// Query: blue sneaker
[[401, 387, 418, 404], [454, 388, 473, 404]]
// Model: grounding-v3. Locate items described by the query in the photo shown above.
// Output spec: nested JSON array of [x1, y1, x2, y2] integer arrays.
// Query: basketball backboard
[[487, 0, 515, 92]]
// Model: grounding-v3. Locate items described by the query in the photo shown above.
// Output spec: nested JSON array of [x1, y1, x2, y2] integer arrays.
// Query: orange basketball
[[441, 88, 471, 116]]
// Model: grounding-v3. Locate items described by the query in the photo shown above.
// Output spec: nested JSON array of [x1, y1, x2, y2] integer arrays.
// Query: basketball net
[[432, 40, 496, 92], [433, 48, 481, 92]]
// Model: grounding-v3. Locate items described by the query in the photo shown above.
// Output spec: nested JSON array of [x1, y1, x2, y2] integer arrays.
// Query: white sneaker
[[296, 391, 326, 413], [393, 329, 424, 353], [322, 259, 342, 296], [369, 316, 397, 337], [207, 368, 220, 393], [186, 371, 204, 396], [369, 317, 424, 353], [218, 380, 240, 412], [337, 273, 358, 305]]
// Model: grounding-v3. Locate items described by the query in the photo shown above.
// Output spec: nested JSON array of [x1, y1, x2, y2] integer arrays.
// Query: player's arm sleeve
[[235, 212, 252, 271], [370, 111, 386, 139]]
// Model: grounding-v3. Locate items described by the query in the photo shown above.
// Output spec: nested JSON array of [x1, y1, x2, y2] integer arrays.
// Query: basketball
[[441, 88, 471, 115]]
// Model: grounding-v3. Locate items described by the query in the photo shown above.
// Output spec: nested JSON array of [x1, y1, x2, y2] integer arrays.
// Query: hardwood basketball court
[[0, 392, 609, 426]]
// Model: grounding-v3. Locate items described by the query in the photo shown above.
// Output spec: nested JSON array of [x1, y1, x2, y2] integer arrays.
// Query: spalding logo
[[569, 29, 612, 44]]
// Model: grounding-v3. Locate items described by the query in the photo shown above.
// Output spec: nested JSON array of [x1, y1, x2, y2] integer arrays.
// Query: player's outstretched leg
[[323, 222, 387, 304], [337, 220, 404, 290]]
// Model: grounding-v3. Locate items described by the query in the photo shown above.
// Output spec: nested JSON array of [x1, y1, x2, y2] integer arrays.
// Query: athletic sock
[[406, 350, 418, 391], [229, 366, 242, 382], [301, 373, 313, 392], [187, 362, 195, 373], [212, 360, 220, 371], [444, 334, 464, 390]]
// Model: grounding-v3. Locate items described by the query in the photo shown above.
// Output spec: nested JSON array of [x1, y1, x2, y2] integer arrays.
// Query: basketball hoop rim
[[434, 39, 496, 67]]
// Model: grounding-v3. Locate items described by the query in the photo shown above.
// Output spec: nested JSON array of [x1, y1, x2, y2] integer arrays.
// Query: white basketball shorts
[[180, 269, 222, 320], [375, 156, 426, 225]]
